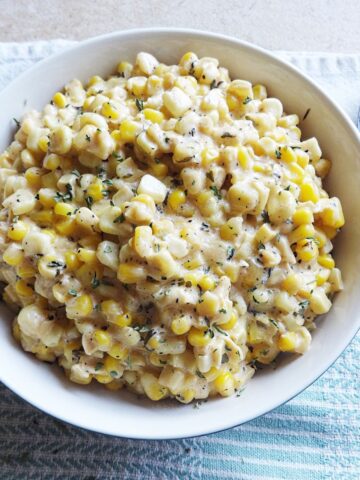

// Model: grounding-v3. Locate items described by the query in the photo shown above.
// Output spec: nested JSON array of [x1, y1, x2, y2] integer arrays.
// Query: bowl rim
[[0, 27, 359, 440]]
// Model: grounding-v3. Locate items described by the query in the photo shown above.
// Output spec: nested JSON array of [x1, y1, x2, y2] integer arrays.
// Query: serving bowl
[[0, 28, 359, 440]]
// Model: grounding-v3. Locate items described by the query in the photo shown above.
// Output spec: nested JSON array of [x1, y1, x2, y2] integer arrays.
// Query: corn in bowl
[[0, 52, 344, 403]]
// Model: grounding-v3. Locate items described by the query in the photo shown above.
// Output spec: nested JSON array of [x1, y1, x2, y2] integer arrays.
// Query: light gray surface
[[0, 0, 359, 52]]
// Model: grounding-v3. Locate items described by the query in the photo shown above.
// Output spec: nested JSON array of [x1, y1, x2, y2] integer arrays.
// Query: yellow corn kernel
[[96, 374, 113, 384], [214, 372, 235, 397], [220, 223, 235, 241], [221, 311, 238, 330], [204, 367, 220, 382], [318, 254, 335, 269], [55, 217, 76, 236], [41, 171, 60, 189], [198, 275, 215, 291], [101, 299, 121, 316], [238, 146, 252, 169], [316, 269, 331, 286], [3, 244, 24, 266], [197, 190, 214, 216], [183, 257, 202, 270], [113, 313, 132, 328], [184, 271, 202, 286], [109, 344, 128, 360], [30, 210, 54, 226], [252, 84, 267, 100], [104, 355, 121, 374], [16, 262, 36, 279], [296, 150, 310, 168], [38, 136, 49, 153], [149, 352, 166, 367], [296, 238, 319, 262], [87, 180, 104, 202], [280, 146, 297, 164], [320, 200, 345, 229], [255, 224, 276, 244], [146, 382, 168, 401], [282, 273, 302, 295], [77, 248, 97, 264], [53, 92, 67, 108], [118, 119, 140, 143], [38, 189, 56, 208], [196, 291, 219, 317], [43, 153, 61, 170], [72, 294, 93, 317], [117, 263, 144, 284], [25, 167, 43, 188], [117, 61, 133, 78], [201, 147, 219, 167], [288, 224, 315, 245], [150, 162, 168, 179], [15, 279, 33, 297], [223, 264, 239, 283], [54, 202, 75, 217], [147, 336, 160, 350], [299, 182, 319, 203], [171, 315, 191, 335], [293, 208, 314, 226], [7, 221, 28, 241], [278, 332, 297, 352], [168, 189, 186, 211], [87, 75, 103, 87], [105, 381, 123, 391], [253, 163, 267, 173], [143, 108, 164, 124], [64, 251, 81, 271], [178, 389, 196, 404], [288, 163, 305, 184], [320, 225, 337, 240], [12, 321, 21, 342], [101, 102, 119, 120], [188, 327, 212, 347], [93, 329, 111, 347]]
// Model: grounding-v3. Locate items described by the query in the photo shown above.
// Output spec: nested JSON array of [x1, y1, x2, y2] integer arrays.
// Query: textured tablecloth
[[0, 41, 359, 480]]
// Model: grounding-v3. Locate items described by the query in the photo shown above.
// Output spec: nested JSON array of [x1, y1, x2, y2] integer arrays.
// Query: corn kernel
[[55, 217, 76, 236], [183, 272, 202, 286], [252, 84, 267, 100], [117, 61, 133, 78], [318, 254, 335, 269], [293, 208, 314, 226], [320, 199, 344, 229], [118, 119, 141, 143], [201, 147, 219, 167], [25, 167, 43, 188], [197, 291, 219, 317], [30, 210, 54, 226], [109, 344, 128, 360], [296, 150, 310, 168], [64, 251, 81, 271], [288, 163, 305, 184], [3, 244, 23, 266], [87, 180, 104, 202], [96, 374, 113, 384], [221, 311, 238, 330], [278, 332, 297, 352], [150, 162, 168, 179], [143, 108, 164, 124], [168, 189, 186, 210], [188, 327, 212, 347], [16, 262, 36, 279], [113, 313, 132, 328], [7, 221, 28, 241], [299, 182, 319, 203], [93, 329, 111, 347], [280, 146, 297, 164], [72, 294, 93, 317], [38, 136, 49, 153], [171, 315, 191, 335], [238, 146, 252, 169], [198, 275, 215, 291], [15, 279, 33, 297], [282, 273, 302, 295], [296, 238, 319, 262], [177, 389, 196, 404], [77, 248, 97, 264], [101, 102, 119, 120], [53, 92, 67, 108], [54, 202, 75, 217], [288, 224, 315, 245], [316, 269, 331, 286], [183, 257, 202, 270], [220, 223, 235, 241], [117, 263, 144, 284], [145, 382, 168, 401], [38, 188, 56, 208], [214, 372, 235, 397], [43, 153, 61, 170], [103, 355, 121, 374]]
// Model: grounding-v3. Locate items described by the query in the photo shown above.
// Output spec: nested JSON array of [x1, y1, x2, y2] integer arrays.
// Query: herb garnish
[[209, 185, 222, 200], [135, 98, 144, 111]]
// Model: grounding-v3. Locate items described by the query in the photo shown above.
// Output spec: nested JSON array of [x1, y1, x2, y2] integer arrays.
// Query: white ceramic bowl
[[0, 29, 359, 440]]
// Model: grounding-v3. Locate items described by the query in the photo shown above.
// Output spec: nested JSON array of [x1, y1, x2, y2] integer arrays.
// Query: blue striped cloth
[[0, 41, 359, 480]]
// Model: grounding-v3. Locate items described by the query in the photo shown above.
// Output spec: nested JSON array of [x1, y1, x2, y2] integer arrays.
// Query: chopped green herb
[[47, 260, 66, 269], [109, 370, 118, 378], [258, 241, 265, 250], [113, 213, 125, 223], [135, 98, 144, 111], [261, 210, 270, 223], [219, 308, 227, 314], [95, 362, 103, 372], [13, 118, 21, 128], [226, 246, 235, 260], [91, 274, 100, 289], [85, 196, 94, 209], [195, 369, 205, 379], [85, 134, 91, 142], [221, 132, 236, 138], [71, 169, 81, 178], [221, 353, 229, 363], [243, 96, 252, 105], [68, 289, 78, 297], [209, 185, 222, 200], [275, 148, 281, 159]]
